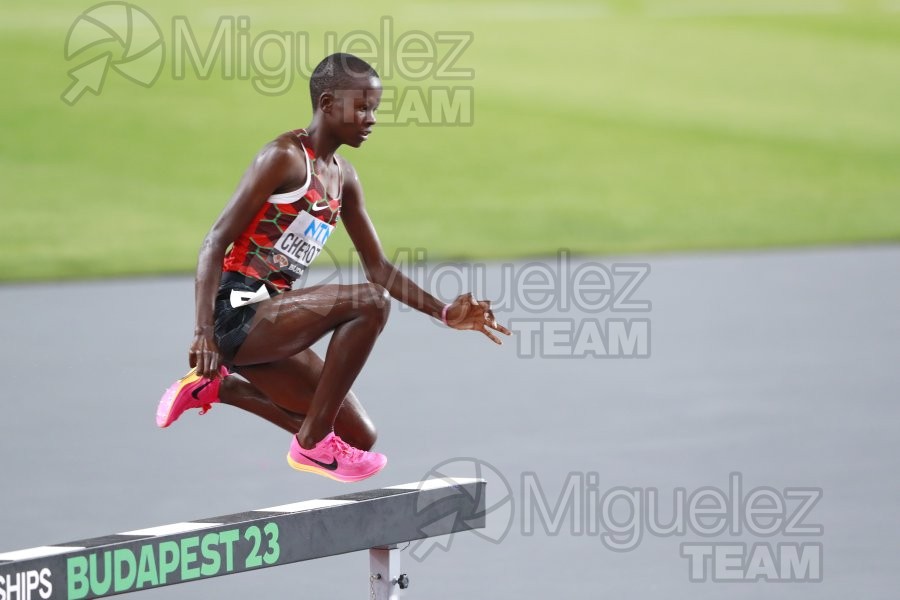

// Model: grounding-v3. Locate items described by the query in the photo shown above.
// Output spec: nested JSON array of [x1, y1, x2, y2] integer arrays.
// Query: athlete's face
[[327, 75, 382, 148]]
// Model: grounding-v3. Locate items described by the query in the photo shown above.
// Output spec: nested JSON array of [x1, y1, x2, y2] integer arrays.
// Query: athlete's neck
[[303, 119, 340, 164]]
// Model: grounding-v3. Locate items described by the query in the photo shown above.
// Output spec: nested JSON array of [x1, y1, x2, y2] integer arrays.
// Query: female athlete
[[155, 53, 510, 483]]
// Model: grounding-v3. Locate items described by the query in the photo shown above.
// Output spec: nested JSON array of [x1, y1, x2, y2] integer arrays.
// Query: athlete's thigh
[[233, 283, 371, 366]]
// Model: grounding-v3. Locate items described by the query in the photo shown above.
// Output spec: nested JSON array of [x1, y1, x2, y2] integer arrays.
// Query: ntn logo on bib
[[270, 211, 334, 278]]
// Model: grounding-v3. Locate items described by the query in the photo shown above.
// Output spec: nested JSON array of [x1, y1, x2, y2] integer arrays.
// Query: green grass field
[[1, 0, 899, 280]]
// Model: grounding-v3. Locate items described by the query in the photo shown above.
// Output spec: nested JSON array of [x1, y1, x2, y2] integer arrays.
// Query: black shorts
[[213, 272, 280, 363]]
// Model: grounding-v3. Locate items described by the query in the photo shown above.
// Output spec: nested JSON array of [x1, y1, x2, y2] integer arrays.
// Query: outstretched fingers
[[476, 299, 512, 344], [447, 294, 511, 344]]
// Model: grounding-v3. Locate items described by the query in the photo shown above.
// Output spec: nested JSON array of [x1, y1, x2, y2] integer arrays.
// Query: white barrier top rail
[[0, 477, 486, 599]]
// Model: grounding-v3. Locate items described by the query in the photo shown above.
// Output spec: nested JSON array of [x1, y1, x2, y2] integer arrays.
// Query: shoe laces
[[329, 435, 365, 462]]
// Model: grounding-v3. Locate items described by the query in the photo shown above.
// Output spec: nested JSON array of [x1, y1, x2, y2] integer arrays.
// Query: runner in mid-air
[[156, 53, 510, 483]]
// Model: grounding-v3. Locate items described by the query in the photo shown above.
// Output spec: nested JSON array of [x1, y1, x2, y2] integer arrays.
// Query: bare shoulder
[[253, 131, 308, 190], [267, 131, 307, 161], [337, 154, 363, 202], [337, 154, 359, 182]]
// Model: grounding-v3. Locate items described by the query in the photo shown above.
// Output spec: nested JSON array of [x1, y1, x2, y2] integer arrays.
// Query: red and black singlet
[[222, 130, 343, 292]]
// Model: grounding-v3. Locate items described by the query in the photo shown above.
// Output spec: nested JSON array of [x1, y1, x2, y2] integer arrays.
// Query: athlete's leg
[[220, 349, 377, 450], [218, 375, 303, 432], [232, 282, 390, 449]]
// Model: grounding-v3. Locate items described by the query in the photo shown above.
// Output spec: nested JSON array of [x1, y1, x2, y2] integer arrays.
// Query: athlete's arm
[[191, 138, 306, 377], [340, 160, 511, 344]]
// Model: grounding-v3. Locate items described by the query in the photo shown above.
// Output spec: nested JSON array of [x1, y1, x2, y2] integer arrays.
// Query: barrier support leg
[[369, 544, 408, 599]]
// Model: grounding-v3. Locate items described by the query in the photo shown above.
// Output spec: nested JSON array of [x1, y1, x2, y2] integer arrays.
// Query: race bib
[[269, 211, 334, 279]]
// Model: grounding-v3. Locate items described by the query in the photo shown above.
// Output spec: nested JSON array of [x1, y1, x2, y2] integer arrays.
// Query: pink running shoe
[[156, 366, 228, 428], [287, 432, 387, 483]]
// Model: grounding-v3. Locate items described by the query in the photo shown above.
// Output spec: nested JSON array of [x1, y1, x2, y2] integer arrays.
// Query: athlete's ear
[[319, 91, 335, 114]]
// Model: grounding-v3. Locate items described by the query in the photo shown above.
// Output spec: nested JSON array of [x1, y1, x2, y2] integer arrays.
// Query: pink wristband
[[441, 303, 451, 326]]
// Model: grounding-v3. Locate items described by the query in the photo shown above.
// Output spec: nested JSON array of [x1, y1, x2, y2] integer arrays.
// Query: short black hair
[[309, 53, 379, 111]]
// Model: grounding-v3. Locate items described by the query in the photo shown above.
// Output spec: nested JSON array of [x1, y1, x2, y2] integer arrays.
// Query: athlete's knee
[[358, 283, 391, 326]]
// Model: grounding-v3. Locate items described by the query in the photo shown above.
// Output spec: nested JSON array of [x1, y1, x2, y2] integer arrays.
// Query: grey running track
[[1, 246, 898, 599]]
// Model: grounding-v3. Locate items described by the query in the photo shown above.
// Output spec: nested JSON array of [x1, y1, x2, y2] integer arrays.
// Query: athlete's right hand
[[189, 328, 222, 379]]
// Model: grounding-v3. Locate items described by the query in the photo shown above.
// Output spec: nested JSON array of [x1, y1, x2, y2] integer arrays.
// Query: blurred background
[[1, 1, 898, 599], [2, 0, 898, 279]]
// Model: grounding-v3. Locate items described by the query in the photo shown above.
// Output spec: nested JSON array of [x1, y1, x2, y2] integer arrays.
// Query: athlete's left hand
[[445, 293, 512, 345]]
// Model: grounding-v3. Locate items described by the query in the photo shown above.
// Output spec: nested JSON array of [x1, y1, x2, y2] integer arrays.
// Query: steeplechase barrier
[[0, 477, 486, 600]]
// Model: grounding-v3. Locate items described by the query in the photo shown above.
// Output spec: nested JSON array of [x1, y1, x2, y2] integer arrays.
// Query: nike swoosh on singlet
[[298, 453, 339, 471], [310, 199, 331, 211]]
